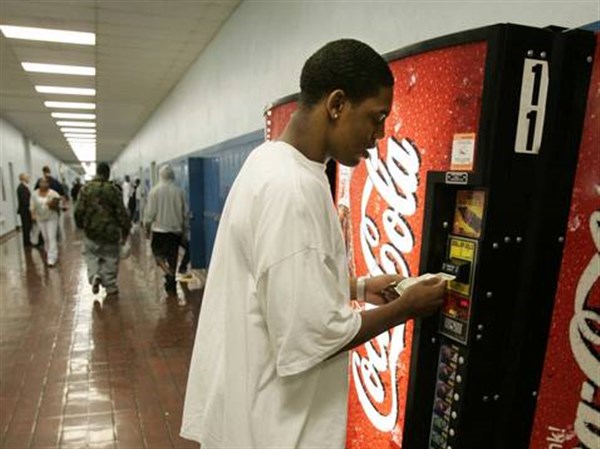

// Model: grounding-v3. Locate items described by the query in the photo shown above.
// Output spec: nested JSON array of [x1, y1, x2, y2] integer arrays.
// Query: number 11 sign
[[514, 57, 550, 154]]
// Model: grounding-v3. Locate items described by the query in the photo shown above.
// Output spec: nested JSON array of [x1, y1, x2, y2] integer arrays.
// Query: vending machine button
[[449, 429, 455, 437], [453, 393, 460, 401], [456, 375, 462, 383], [458, 356, 465, 364], [451, 411, 457, 419]]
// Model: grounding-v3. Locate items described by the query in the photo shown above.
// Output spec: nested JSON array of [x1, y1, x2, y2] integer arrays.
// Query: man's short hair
[[97, 162, 110, 180], [42, 166, 51, 174], [299, 39, 394, 107]]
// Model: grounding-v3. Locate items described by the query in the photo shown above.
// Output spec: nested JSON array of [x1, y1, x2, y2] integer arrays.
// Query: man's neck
[[279, 107, 328, 164]]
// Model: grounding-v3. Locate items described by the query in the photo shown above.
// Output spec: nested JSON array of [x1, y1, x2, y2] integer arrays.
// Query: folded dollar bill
[[394, 272, 456, 296]]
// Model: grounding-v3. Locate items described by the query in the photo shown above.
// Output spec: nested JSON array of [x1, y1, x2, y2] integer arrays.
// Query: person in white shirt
[[181, 39, 446, 449], [121, 175, 133, 209], [30, 177, 61, 267]]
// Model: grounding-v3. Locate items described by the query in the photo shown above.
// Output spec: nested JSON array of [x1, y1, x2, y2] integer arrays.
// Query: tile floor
[[0, 217, 202, 449]]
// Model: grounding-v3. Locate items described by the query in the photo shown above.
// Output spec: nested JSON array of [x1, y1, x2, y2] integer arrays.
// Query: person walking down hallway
[[75, 162, 131, 298], [34, 165, 65, 198], [30, 178, 61, 266], [71, 177, 82, 203], [17, 173, 32, 247], [144, 165, 188, 295]]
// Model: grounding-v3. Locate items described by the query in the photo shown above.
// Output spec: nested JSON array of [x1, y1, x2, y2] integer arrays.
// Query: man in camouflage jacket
[[75, 162, 131, 297]]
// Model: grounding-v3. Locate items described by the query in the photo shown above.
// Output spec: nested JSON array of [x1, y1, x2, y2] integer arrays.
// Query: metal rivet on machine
[[540, 51, 547, 59], [483, 395, 489, 402], [486, 292, 493, 299], [443, 221, 449, 229], [431, 337, 437, 344], [477, 324, 484, 331], [476, 334, 483, 341], [492, 242, 499, 249], [558, 236, 565, 243], [587, 56, 593, 63], [527, 50, 534, 57], [516, 236, 522, 243], [532, 391, 538, 397], [504, 236, 511, 243], [493, 394, 500, 401]]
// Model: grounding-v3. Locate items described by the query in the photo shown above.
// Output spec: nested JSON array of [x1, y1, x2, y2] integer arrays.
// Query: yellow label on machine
[[448, 238, 476, 296]]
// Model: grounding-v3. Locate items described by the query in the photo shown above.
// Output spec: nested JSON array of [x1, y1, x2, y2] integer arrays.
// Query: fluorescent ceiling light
[[73, 148, 97, 162], [52, 112, 96, 120], [68, 138, 96, 143], [61, 127, 96, 133], [45, 101, 95, 110], [22, 62, 95, 76], [36, 86, 95, 96], [56, 121, 95, 127], [64, 133, 96, 138], [0, 25, 95, 45]]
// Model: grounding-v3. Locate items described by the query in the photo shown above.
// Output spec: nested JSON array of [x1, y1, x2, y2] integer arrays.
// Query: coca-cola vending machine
[[528, 32, 599, 449], [401, 26, 596, 449]]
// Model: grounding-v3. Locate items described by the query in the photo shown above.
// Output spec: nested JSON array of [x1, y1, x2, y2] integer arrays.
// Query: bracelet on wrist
[[357, 276, 368, 301]]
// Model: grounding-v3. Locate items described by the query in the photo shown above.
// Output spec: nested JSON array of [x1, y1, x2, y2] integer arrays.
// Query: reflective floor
[[0, 217, 202, 449]]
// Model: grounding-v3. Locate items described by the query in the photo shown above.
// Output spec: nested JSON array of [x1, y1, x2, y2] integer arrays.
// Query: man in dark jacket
[[75, 163, 131, 298], [34, 166, 65, 197], [16, 173, 32, 247]]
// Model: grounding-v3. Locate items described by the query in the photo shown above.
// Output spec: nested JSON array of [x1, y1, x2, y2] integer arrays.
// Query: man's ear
[[325, 89, 347, 120]]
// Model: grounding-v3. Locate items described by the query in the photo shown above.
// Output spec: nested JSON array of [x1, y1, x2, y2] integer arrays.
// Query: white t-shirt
[[181, 141, 361, 448], [122, 181, 132, 207], [30, 189, 61, 222]]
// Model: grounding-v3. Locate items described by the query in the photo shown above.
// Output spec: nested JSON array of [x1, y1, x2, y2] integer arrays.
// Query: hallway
[[0, 219, 202, 449]]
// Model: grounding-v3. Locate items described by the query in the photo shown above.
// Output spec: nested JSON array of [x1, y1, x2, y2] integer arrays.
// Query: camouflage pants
[[83, 237, 120, 294]]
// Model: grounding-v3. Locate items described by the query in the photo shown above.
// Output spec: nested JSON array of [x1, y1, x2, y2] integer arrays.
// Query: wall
[[0, 117, 77, 238], [112, 0, 598, 175]]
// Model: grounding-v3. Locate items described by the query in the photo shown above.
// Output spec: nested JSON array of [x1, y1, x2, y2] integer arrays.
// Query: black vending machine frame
[[400, 24, 595, 449]]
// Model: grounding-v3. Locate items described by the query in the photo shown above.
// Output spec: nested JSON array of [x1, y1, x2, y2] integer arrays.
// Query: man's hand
[[364, 274, 405, 306], [401, 276, 446, 318]]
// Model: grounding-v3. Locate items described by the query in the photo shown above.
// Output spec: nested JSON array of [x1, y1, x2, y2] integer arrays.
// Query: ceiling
[[0, 0, 241, 169]]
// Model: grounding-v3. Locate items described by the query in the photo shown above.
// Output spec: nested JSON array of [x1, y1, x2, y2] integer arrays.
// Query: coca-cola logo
[[352, 137, 421, 431], [569, 210, 600, 448]]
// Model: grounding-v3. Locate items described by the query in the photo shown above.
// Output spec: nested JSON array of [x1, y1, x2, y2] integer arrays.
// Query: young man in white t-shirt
[[181, 39, 446, 448]]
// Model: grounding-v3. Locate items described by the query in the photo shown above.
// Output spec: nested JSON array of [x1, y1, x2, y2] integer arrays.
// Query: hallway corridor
[[0, 219, 202, 449]]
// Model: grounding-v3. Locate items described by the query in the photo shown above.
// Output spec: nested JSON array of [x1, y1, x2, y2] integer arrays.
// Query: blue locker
[[162, 130, 264, 269]]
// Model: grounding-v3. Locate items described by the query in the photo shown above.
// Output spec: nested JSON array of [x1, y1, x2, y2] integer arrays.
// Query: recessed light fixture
[[23, 62, 95, 76], [56, 121, 95, 127], [45, 101, 95, 110], [61, 127, 96, 133], [52, 112, 96, 120], [36, 86, 95, 96], [0, 25, 95, 45]]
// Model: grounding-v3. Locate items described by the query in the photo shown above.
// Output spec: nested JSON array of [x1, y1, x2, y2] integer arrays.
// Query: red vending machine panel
[[529, 34, 600, 449]]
